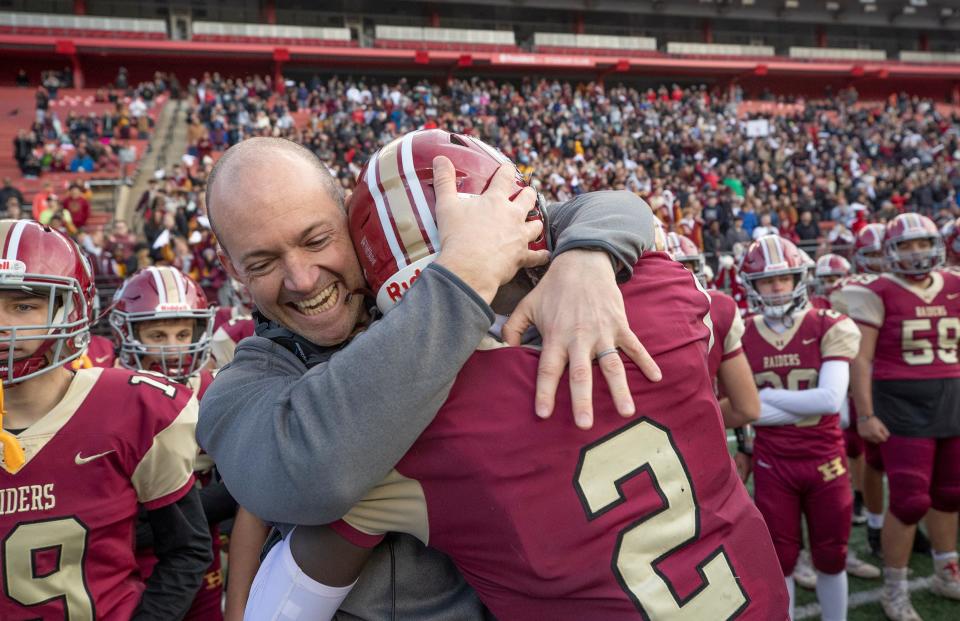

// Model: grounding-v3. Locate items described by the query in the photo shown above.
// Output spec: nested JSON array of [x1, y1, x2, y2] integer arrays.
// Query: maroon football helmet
[[813, 253, 851, 295], [0, 220, 95, 386], [740, 235, 809, 318], [348, 129, 547, 313], [664, 232, 707, 287], [110, 266, 214, 379], [854, 223, 886, 274], [884, 213, 944, 279], [941, 218, 960, 267]]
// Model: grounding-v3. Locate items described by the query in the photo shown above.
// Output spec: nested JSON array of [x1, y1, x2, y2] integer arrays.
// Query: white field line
[[794, 576, 935, 620]]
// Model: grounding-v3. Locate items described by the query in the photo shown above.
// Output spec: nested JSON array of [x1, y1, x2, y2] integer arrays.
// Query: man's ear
[[218, 248, 242, 282]]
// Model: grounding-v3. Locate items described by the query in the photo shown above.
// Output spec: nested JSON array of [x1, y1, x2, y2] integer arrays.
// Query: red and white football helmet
[[0, 220, 95, 386], [814, 253, 851, 294], [884, 213, 944, 279], [854, 223, 886, 274], [740, 235, 810, 318], [348, 129, 547, 313], [941, 218, 960, 266], [664, 232, 707, 287], [227, 277, 254, 312], [110, 266, 214, 379]]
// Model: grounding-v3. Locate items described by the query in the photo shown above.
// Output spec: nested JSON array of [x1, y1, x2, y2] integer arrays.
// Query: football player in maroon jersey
[[664, 232, 759, 430], [111, 265, 227, 621], [209, 279, 255, 367], [242, 131, 788, 620], [811, 254, 851, 310], [0, 220, 211, 620], [837, 222, 890, 559], [739, 234, 861, 621], [841, 213, 960, 621]]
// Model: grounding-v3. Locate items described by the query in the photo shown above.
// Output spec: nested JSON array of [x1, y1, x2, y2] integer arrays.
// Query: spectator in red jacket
[[62, 183, 91, 229]]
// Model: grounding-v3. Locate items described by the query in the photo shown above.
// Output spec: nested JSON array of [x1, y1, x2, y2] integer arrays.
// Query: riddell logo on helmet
[[386, 269, 422, 302], [0, 260, 26, 273], [157, 303, 190, 312]]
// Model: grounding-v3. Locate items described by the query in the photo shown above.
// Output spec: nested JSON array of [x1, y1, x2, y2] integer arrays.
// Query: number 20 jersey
[[741, 307, 860, 461], [0, 367, 198, 621], [839, 271, 960, 381], [334, 254, 788, 620]]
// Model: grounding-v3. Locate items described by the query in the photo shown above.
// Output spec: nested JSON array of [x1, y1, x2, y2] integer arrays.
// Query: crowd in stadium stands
[[182, 74, 960, 272], [2, 72, 959, 309], [11, 69, 173, 178]]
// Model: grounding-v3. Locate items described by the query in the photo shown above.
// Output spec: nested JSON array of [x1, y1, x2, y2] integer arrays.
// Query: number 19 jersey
[[0, 368, 198, 621], [334, 254, 787, 620]]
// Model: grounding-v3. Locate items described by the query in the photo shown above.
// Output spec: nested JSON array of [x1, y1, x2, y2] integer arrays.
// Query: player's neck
[[3, 366, 75, 430]]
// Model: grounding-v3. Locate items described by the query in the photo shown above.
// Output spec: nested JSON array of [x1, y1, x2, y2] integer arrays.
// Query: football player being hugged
[[840, 214, 960, 621], [242, 130, 789, 620], [0, 220, 211, 620], [739, 234, 862, 621], [111, 265, 229, 621]]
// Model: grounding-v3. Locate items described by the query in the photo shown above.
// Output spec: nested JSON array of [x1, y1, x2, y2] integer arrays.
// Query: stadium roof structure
[[415, 0, 960, 30]]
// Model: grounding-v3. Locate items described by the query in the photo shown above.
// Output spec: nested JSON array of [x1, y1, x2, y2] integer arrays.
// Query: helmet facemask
[[112, 311, 214, 380], [745, 268, 808, 319], [0, 276, 91, 386], [885, 234, 945, 280]]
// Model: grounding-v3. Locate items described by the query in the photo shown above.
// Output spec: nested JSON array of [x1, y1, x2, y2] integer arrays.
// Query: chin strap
[[0, 383, 26, 474]]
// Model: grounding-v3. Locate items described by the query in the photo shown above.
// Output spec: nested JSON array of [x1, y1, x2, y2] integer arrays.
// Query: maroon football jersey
[[0, 367, 198, 621], [213, 306, 250, 333], [210, 317, 255, 367], [839, 271, 960, 381], [741, 308, 859, 461], [334, 254, 787, 620], [808, 294, 832, 310], [707, 289, 745, 379], [68, 335, 117, 371]]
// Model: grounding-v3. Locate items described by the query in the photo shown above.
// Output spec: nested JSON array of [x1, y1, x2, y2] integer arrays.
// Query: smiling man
[[196, 133, 662, 618]]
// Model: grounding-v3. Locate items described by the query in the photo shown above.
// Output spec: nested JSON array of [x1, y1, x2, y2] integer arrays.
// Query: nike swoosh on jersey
[[802, 338, 818, 345], [94, 355, 111, 363], [75, 450, 116, 465], [756, 459, 773, 469], [948, 293, 960, 300]]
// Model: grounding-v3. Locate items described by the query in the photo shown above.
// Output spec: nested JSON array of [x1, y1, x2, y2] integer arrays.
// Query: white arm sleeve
[[759, 360, 850, 417], [244, 533, 355, 621], [755, 401, 806, 427]]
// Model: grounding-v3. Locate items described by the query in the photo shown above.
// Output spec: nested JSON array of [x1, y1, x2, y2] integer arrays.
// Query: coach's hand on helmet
[[502, 249, 660, 430], [433, 156, 548, 303]]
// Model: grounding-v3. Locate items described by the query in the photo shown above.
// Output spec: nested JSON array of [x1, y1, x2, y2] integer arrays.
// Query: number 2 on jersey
[[574, 418, 747, 620]]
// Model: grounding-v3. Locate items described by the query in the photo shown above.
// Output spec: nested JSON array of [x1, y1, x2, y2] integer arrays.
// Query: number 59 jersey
[[0, 367, 198, 621], [839, 271, 960, 381], [334, 254, 788, 620]]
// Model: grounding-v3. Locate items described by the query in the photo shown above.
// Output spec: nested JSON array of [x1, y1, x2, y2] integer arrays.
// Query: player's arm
[[717, 353, 761, 427], [243, 526, 363, 621], [758, 359, 850, 417], [224, 507, 271, 621], [850, 324, 889, 442], [198, 477, 238, 526], [199, 191, 658, 525], [134, 488, 213, 621]]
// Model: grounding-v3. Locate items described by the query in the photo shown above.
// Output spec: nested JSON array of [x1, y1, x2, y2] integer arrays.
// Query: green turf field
[[727, 437, 960, 620]]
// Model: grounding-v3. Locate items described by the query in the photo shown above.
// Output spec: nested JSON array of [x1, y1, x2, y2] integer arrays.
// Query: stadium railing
[[899, 50, 960, 64], [665, 42, 776, 58], [532, 32, 658, 57], [788, 46, 887, 61], [191, 22, 354, 46], [0, 11, 166, 39], [373, 24, 519, 52]]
